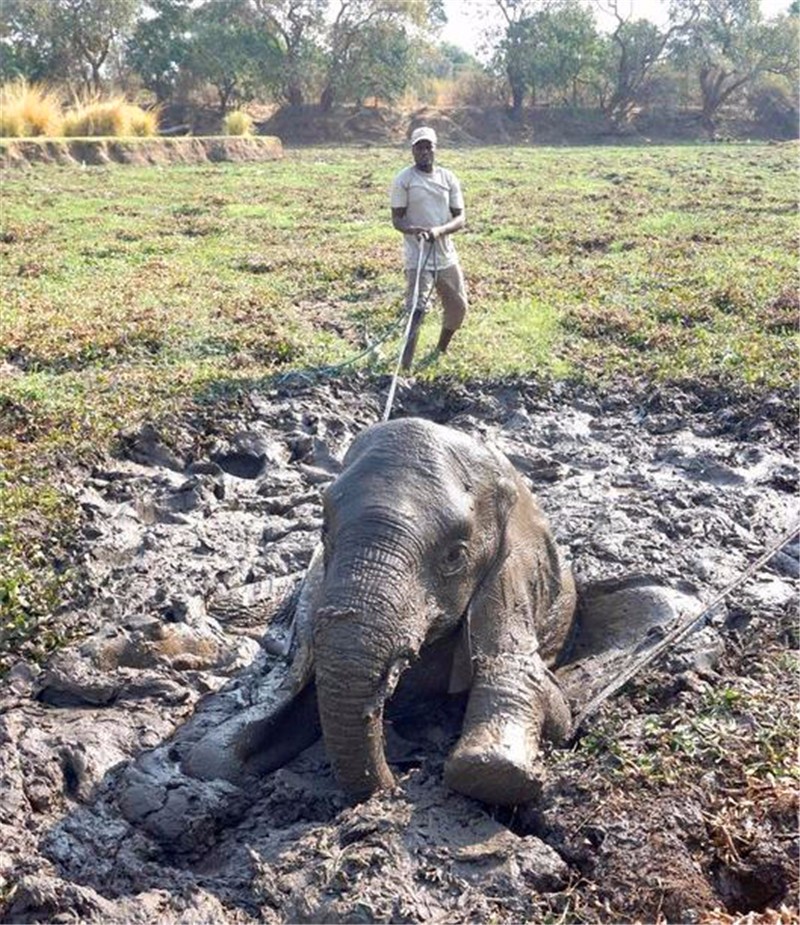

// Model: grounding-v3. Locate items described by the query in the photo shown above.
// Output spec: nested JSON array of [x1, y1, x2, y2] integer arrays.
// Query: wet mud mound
[[1, 375, 797, 923]]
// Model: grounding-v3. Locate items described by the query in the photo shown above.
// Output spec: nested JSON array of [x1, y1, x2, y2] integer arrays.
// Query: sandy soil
[[0, 136, 283, 169], [1, 374, 797, 923]]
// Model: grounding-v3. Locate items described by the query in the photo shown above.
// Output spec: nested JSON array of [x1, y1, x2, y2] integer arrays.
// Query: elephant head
[[307, 417, 576, 805], [183, 417, 576, 807]]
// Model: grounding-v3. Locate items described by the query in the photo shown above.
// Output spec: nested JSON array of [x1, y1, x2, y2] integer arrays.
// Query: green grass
[[563, 641, 799, 868], [0, 143, 798, 664]]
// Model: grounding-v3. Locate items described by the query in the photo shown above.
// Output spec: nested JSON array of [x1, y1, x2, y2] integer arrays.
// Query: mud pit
[[1, 375, 797, 923]]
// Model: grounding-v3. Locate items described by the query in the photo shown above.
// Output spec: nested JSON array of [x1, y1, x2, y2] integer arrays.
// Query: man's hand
[[404, 225, 433, 239]]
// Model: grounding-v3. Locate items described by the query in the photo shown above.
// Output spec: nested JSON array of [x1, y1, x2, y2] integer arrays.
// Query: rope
[[276, 240, 436, 393], [570, 522, 800, 738], [275, 314, 404, 386]]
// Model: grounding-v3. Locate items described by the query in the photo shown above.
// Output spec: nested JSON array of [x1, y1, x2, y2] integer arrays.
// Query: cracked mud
[[1, 375, 797, 923]]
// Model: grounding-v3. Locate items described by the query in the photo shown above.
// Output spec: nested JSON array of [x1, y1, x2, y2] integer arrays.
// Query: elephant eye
[[441, 542, 468, 576]]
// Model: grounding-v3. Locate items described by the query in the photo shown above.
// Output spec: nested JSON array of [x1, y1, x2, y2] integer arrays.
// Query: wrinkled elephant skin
[[187, 418, 577, 806]]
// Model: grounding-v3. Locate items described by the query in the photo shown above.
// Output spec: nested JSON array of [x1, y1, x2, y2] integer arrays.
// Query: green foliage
[[189, 0, 283, 113], [2, 0, 796, 117], [62, 0, 140, 90], [601, 18, 677, 125], [319, 0, 431, 110], [124, 0, 193, 104], [0, 0, 72, 85], [0, 144, 796, 666], [0, 475, 78, 670], [670, 0, 800, 131], [496, 2, 604, 109], [343, 22, 412, 106], [247, 0, 326, 107]]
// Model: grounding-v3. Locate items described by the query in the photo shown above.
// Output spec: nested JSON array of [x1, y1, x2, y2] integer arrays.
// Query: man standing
[[390, 126, 468, 370]]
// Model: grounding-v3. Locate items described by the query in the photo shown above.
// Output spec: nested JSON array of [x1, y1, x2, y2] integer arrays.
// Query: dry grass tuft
[[62, 97, 158, 137], [0, 80, 62, 137], [223, 110, 253, 136], [0, 83, 159, 138], [126, 104, 159, 137]]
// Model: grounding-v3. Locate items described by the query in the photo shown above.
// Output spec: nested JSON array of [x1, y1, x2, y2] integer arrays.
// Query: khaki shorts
[[405, 263, 468, 331]]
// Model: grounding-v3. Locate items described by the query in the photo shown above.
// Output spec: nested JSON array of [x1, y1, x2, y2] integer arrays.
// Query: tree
[[56, 0, 141, 93], [318, 0, 439, 112], [251, 0, 327, 107], [492, 1, 603, 115], [188, 0, 282, 113], [0, 0, 77, 85], [1, 0, 140, 92], [535, 3, 603, 105], [341, 20, 412, 105], [419, 42, 480, 82], [125, 0, 192, 103], [595, 0, 696, 127], [493, 0, 538, 118], [671, 0, 800, 133]]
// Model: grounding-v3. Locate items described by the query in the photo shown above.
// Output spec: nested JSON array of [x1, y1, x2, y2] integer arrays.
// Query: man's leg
[[435, 263, 468, 355], [401, 269, 434, 370]]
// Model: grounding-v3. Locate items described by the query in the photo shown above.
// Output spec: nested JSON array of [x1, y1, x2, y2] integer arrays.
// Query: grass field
[[1, 142, 798, 659]]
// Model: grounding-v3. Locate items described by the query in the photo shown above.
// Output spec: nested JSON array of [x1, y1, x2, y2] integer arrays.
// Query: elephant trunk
[[312, 557, 425, 802]]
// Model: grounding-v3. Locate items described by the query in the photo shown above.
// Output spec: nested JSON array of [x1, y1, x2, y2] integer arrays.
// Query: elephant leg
[[444, 650, 570, 805], [183, 682, 321, 783]]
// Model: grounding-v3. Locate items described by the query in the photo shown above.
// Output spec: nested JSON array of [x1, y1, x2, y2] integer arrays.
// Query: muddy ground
[[1, 374, 797, 924]]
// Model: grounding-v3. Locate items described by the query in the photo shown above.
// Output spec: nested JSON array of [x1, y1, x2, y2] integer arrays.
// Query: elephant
[[184, 417, 577, 807]]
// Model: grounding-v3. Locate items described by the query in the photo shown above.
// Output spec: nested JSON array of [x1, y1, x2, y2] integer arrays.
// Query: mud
[[1, 374, 797, 923]]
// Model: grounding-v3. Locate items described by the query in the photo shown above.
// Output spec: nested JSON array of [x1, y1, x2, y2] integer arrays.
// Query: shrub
[[223, 110, 253, 136], [449, 69, 506, 107], [748, 77, 798, 139], [62, 98, 158, 137], [126, 105, 159, 136], [0, 80, 62, 137]]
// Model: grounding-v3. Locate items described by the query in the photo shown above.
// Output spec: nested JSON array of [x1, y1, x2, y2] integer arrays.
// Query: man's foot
[[437, 327, 456, 353]]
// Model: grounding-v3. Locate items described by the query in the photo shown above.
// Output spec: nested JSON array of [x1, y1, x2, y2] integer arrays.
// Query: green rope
[[276, 274, 437, 386]]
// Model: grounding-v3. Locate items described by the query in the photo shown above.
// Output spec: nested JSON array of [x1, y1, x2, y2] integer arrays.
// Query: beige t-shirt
[[390, 164, 464, 270]]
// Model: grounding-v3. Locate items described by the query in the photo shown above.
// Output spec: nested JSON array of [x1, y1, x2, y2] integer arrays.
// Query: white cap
[[410, 126, 437, 147]]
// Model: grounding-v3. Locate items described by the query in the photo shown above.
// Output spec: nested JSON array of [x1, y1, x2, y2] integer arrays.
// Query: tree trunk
[[510, 81, 525, 120], [319, 81, 335, 113]]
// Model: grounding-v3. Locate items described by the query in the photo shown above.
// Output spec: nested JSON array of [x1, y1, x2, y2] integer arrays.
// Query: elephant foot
[[444, 719, 544, 806], [444, 669, 572, 806]]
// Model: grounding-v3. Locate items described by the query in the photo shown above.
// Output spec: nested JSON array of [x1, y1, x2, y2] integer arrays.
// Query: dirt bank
[[1, 375, 797, 923], [0, 135, 283, 169]]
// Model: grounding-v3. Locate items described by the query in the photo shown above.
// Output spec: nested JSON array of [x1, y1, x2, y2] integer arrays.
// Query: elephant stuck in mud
[[184, 417, 577, 806]]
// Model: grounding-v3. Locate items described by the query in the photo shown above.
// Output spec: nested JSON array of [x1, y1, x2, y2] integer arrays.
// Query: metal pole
[[382, 236, 428, 422]]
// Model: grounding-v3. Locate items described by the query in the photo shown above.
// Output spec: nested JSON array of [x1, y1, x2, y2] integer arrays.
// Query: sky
[[439, 0, 794, 57]]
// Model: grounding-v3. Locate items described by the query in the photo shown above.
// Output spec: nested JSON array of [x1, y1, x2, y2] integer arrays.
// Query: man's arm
[[391, 206, 465, 241]]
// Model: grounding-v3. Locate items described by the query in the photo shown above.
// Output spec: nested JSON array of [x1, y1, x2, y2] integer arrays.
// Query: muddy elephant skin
[[308, 417, 576, 805], [179, 417, 577, 805]]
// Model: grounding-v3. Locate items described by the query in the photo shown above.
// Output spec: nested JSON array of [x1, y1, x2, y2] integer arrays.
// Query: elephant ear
[[447, 449, 521, 694], [460, 442, 573, 679], [284, 542, 325, 693]]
